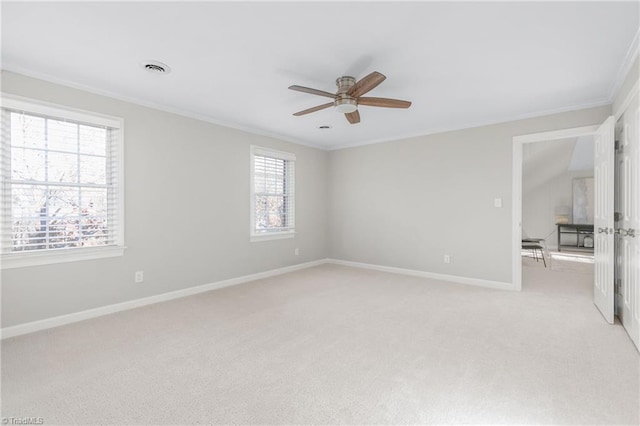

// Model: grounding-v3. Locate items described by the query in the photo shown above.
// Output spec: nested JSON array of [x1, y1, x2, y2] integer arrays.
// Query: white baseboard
[[327, 258, 515, 291], [2, 257, 514, 339], [1, 259, 329, 340]]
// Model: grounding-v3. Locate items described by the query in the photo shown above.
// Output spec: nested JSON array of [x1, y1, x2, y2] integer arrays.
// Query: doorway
[[513, 116, 618, 323], [513, 110, 639, 352], [520, 135, 595, 281], [512, 125, 600, 292], [516, 130, 598, 300]]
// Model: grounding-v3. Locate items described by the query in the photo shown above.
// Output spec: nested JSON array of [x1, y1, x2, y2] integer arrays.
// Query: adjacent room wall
[[328, 105, 611, 284], [1, 71, 329, 327], [522, 169, 594, 250]]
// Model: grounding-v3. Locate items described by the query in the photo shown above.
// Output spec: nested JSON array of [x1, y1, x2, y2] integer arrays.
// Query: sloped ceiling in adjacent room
[[523, 136, 595, 195], [568, 136, 596, 171]]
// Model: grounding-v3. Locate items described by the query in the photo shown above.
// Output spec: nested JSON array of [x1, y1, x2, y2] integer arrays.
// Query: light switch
[[494, 198, 503, 208]]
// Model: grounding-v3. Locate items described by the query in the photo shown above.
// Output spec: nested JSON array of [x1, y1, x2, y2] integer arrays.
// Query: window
[[250, 146, 295, 241], [1, 95, 124, 268]]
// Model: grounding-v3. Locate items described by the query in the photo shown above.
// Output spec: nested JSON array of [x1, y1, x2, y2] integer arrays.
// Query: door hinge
[[614, 212, 622, 222], [615, 140, 624, 153]]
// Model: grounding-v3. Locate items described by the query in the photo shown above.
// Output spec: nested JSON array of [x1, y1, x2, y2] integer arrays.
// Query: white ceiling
[[2, 2, 638, 150]]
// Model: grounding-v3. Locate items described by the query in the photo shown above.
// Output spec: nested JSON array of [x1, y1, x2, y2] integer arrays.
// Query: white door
[[594, 116, 615, 323], [618, 92, 640, 350]]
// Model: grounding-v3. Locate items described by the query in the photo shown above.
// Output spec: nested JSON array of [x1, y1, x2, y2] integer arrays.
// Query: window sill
[[250, 232, 296, 242], [1, 246, 126, 269]]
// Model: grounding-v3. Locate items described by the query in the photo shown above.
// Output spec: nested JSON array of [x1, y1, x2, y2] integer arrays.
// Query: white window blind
[[1, 97, 124, 263], [251, 146, 295, 239]]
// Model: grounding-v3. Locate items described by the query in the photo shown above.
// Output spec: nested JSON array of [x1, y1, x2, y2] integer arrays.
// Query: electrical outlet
[[444, 255, 451, 264], [494, 198, 503, 208], [294, 248, 299, 256], [135, 271, 144, 283]]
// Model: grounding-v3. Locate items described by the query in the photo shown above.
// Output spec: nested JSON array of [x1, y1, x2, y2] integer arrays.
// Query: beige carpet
[[2, 262, 638, 425]]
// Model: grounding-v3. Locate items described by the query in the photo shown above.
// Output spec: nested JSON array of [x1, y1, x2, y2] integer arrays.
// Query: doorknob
[[616, 228, 637, 237]]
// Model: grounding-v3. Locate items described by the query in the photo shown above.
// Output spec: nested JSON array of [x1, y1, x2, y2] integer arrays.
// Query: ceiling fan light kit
[[334, 96, 357, 114], [289, 71, 412, 124]]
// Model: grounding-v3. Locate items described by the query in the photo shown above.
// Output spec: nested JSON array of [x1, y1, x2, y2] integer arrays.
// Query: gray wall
[[1, 71, 329, 327], [328, 105, 611, 284], [0, 68, 621, 328]]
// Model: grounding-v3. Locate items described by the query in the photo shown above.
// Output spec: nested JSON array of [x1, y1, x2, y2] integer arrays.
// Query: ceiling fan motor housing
[[336, 76, 356, 93]]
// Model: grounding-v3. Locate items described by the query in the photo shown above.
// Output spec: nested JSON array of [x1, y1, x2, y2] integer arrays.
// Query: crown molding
[[608, 27, 640, 102], [326, 97, 612, 151], [1, 65, 325, 151], [1, 65, 615, 153]]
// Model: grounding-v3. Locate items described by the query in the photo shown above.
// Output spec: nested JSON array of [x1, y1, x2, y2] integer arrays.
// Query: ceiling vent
[[141, 61, 171, 74]]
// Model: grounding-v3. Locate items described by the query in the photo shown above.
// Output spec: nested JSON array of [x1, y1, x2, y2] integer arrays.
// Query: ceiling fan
[[288, 71, 411, 124]]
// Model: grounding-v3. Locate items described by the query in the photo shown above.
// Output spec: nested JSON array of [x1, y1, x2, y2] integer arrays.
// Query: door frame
[[511, 125, 599, 290], [512, 87, 638, 291]]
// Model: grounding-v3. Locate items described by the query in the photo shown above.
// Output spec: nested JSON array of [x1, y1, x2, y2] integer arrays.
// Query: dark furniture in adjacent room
[[522, 238, 547, 267], [557, 224, 595, 252]]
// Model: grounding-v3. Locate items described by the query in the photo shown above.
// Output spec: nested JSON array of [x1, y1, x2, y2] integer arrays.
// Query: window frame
[[249, 145, 296, 242], [1, 94, 125, 269]]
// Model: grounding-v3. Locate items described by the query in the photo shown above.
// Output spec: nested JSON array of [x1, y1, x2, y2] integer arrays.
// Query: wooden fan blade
[[289, 85, 336, 99], [348, 71, 386, 97], [358, 97, 412, 108], [293, 102, 334, 116], [345, 110, 360, 124]]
